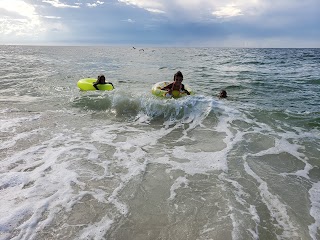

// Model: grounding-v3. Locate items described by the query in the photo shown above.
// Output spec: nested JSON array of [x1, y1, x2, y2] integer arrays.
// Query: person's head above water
[[219, 89, 227, 98], [173, 71, 183, 84], [160, 70, 190, 96], [97, 74, 106, 84]]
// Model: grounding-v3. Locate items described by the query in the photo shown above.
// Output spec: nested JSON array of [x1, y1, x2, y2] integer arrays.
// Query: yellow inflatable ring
[[77, 78, 114, 91], [151, 81, 193, 98]]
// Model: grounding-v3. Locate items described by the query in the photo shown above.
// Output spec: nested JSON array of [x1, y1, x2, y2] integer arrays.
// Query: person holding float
[[152, 71, 193, 98], [92, 75, 114, 90], [77, 74, 114, 91]]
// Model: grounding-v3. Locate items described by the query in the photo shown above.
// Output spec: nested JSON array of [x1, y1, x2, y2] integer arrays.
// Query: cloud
[[42, 15, 61, 19], [0, 0, 78, 43], [42, 0, 80, 8], [117, 0, 260, 20], [118, 0, 165, 14], [0, 0, 38, 19], [0, 0, 45, 38], [87, 1, 104, 8], [145, 8, 165, 14], [212, 4, 243, 18], [0, 0, 319, 47]]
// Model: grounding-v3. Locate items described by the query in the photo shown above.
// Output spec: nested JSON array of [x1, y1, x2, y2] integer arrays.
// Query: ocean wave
[[71, 92, 225, 124]]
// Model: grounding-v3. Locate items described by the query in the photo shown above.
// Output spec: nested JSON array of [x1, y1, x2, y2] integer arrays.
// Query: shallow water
[[0, 46, 319, 240]]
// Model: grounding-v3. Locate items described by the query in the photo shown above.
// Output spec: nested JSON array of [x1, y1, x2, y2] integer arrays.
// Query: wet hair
[[97, 74, 106, 84], [174, 71, 183, 80], [219, 89, 227, 98]]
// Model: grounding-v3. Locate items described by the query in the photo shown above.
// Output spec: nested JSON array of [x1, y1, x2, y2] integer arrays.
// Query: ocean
[[0, 45, 319, 240]]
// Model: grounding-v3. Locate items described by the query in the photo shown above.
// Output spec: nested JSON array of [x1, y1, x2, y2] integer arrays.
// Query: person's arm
[[161, 83, 173, 91], [181, 84, 190, 95], [107, 82, 115, 89], [93, 82, 99, 90]]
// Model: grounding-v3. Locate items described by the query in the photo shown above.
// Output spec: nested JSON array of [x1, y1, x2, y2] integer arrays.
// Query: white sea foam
[[170, 145, 228, 174], [0, 108, 20, 113], [0, 119, 22, 133], [0, 115, 40, 132], [91, 125, 150, 215], [148, 102, 247, 175], [250, 137, 304, 160], [0, 129, 42, 150], [244, 162, 299, 239], [248, 205, 260, 240], [78, 215, 113, 240], [168, 176, 189, 201], [219, 173, 249, 206], [245, 124, 318, 180], [229, 205, 241, 240], [218, 172, 261, 240], [308, 181, 320, 240], [0, 131, 111, 239], [0, 96, 40, 103]]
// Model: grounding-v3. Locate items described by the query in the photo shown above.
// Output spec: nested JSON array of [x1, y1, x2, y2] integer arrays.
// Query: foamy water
[[0, 46, 319, 240]]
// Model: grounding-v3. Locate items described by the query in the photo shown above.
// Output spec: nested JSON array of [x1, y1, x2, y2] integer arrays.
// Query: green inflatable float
[[77, 78, 114, 91], [151, 81, 193, 98]]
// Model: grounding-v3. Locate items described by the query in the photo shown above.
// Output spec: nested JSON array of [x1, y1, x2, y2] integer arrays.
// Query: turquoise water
[[0, 46, 319, 240]]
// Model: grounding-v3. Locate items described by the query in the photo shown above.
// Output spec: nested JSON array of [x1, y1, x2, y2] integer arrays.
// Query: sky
[[0, 0, 319, 47]]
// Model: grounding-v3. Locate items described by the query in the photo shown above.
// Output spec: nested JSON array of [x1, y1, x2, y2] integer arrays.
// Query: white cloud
[[0, 0, 45, 38], [212, 4, 243, 18], [87, 1, 104, 8], [42, 0, 80, 8], [145, 8, 165, 14], [42, 16, 62, 19], [116, 0, 263, 21], [0, 0, 38, 19], [87, 3, 97, 7], [118, 0, 165, 14], [121, 18, 135, 23]]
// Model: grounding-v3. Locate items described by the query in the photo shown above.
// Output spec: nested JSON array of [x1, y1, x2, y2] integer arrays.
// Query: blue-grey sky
[[1, 0, 319, 47]]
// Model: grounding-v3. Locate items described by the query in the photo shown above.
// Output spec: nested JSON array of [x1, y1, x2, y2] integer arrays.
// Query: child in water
[[93, 74, 114, 90], [219, 89, 227, 98], [161, 71, 190, 97]]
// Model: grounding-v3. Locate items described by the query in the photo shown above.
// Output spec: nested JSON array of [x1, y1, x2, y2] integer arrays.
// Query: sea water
[[0, 46, 319, 240]]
